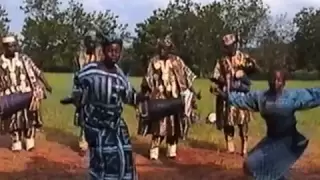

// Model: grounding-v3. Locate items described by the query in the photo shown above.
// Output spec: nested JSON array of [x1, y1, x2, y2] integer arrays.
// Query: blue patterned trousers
[[84, 119, 138, 180]]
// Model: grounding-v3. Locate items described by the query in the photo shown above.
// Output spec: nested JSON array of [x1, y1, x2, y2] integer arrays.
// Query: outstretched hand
[[60, 96, 75, 105]]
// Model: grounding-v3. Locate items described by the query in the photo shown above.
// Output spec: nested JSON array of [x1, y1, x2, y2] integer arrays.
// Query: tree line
[[0, 0, 320, 79]]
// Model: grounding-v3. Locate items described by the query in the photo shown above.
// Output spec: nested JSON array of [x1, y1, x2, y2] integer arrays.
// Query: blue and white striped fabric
[[74, 62, 138, 180]]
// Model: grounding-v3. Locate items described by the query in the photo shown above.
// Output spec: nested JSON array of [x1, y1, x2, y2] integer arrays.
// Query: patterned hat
[[222, 34, 237, 46]]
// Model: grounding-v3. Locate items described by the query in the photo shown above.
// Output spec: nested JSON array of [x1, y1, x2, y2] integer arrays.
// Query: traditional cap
[[222, 34, 237, 46], [2, 36, 16, 43]]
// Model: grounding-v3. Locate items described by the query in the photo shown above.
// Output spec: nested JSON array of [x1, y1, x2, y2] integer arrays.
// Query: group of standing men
[[0, 29, 259, 179], [0, 32, 257, 158], [68, 31, 259, 161], [135, 33, 259, 160]]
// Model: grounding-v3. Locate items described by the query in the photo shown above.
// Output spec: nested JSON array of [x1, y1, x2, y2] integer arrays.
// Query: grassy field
[[42, 73, 320, 149]]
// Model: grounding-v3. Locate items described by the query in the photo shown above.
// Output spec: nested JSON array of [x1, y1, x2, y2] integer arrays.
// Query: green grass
[[42, 73, 320, 149]]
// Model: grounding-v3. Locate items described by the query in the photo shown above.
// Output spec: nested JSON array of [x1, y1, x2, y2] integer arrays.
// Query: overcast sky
[[2, 0, 320, 33]]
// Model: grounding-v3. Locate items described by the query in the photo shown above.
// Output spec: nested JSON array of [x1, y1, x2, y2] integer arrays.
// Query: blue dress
[[228, 88, 320, 180], [73, 62, 138, 180]]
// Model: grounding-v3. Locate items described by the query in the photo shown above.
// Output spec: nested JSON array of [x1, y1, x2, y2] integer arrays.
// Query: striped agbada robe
[[139, 53, 196, 159], [73, 62, 138, 180], [0, 53, 42, 134], [228, 88, 320, 179], [211, 50, 257, 155], [140, 54, 196, 138], [212, 50, 254, 127]]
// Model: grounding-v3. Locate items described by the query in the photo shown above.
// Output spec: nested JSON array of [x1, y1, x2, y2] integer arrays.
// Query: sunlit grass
[[43, 73, 320, 149]]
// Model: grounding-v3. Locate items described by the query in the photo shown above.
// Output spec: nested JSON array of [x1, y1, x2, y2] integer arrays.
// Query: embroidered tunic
[[0, 53, 42, 133], [139, 55, 196, 138], [211, 50, 257, 128], [73, 62, 137, 180], [228, 88, 320, 179]]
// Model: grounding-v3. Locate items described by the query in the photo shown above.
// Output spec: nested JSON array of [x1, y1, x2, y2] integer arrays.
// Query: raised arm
[[292, 88, 320, 110], [228, 91, 260, 111]]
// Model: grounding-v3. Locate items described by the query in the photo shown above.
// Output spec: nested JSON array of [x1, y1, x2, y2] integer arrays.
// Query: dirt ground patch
[[0, 134, 319, 180]]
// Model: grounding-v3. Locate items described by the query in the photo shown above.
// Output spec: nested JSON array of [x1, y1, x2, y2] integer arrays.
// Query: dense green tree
[[14, 0, 320, 77], [249, 14, 296, 70], [0, 5, 10, 53], [0, 5, 9, 36], [20, 0, 129, 71], [133, 0, 269, 77], [293, 7, 320, 71]]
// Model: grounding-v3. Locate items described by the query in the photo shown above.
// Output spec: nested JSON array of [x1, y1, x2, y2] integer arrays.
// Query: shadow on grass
[[0, 156, 86, 180], [132, 140, 148, 155], [137, 163, 245, 180], [185, 138, 220, 151], [132, 136, 222, 159], [42, 126, 80, 153], [137, 158, 320, 180]]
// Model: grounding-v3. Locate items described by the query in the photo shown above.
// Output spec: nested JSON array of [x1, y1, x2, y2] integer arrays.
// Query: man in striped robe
[[0, 36, 51, 152], [139, 35, 198, 160], [210, 34, 258, 156]]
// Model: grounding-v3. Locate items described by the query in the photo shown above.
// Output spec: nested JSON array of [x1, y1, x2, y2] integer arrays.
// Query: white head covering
[[2, 36, 16, 43]]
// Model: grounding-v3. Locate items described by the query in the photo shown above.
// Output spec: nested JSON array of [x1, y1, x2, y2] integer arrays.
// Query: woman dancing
[[217, 69, 320, 180]]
